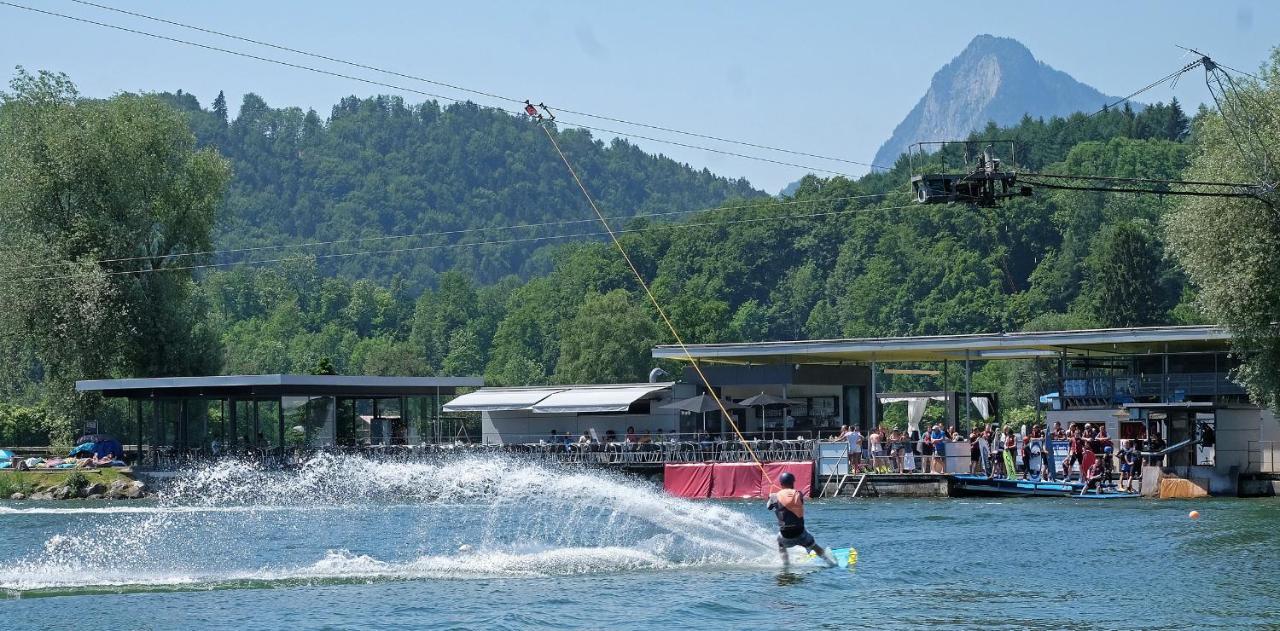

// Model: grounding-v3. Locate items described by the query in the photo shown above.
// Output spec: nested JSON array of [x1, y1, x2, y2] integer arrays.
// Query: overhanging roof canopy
[[652, 325, 1232, 364], [76, 374, 482, 398], [443, 383, 673, 414], [442, 387, 565, 412], [531, 384, 670, 414]]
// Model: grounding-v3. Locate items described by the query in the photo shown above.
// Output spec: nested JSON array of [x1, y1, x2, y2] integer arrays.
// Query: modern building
[[653, 325, 1280, 493], [443, 382, 683, 444], [76, 374, 482, 462]]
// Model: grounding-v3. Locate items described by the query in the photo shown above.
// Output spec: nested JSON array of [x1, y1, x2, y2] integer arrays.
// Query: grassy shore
[[0, 468, 132, 496]]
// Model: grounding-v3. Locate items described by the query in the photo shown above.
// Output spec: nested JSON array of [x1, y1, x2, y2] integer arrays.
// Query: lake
[[2, 455, 1277, 629]]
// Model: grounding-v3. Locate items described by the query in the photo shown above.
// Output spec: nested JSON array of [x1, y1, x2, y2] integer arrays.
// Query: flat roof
[[75, 374, 483, 398], [652, 325, 1232, 364]]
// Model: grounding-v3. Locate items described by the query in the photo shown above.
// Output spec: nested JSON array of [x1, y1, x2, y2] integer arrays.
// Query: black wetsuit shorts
[[777, 529, 816, 550]]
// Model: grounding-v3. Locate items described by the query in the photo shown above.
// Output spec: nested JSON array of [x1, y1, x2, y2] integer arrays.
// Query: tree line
[[3, 50, 1279, 445]]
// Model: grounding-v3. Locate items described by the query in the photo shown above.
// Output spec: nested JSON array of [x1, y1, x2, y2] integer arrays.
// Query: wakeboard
[[1002, 450, 1016, 479], [809, 547, 857, 569]]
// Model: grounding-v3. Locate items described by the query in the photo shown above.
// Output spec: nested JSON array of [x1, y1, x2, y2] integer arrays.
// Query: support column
[[1034, 358, 1043, 428], [943, 359, 953, 429], [277, 397, 286, 457], [1162, 344, 1170, 402], [134, 399, 143, 464], [401, 396, 409, 445], [964, 350, 971, 432], [253, 399, 260, 448], [229, 398, 238, 449], [151, 395, 160, 468], [373, 398, 381, 445], [869, 359, 877, 432], [1058, 351, 1066, 411]]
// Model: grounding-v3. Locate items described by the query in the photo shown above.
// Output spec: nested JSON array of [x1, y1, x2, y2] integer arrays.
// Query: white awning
[[442, 388, 564, 412], [531, 384, 670, 414]]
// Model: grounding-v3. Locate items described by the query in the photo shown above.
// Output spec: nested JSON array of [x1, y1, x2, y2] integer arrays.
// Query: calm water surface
[[1, 456, 1277, 630]]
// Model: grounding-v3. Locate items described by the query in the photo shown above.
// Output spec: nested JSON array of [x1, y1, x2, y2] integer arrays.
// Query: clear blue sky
[[1, 0, 1277, 192]]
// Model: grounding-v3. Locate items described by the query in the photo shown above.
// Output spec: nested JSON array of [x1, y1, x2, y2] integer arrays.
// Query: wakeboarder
[[767, 471, 836, 568]]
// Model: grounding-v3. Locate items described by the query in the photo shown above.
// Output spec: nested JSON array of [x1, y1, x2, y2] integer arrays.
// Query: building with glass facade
[[75, 375, 482, 464]]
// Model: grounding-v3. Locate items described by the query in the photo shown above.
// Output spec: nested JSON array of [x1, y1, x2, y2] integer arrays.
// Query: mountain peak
[[873, 36, 1118, 168], [959, 34, 1034, 59]]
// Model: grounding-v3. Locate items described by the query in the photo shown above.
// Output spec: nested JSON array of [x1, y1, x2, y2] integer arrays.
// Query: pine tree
[[212, 90, 228, 126], [1164, 97, 1189, 142]]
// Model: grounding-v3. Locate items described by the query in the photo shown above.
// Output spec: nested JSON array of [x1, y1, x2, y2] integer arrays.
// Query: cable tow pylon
[[533, 110, 776, 488]]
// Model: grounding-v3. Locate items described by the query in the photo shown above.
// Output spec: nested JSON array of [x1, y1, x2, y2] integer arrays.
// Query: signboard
[[816, 442, 848, 476], [1050, 440, 1075, 475]]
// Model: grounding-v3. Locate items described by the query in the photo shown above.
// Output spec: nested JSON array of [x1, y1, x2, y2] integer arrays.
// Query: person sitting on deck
[[1081, 457, 1107, 494], [767, 472, 835, 568]]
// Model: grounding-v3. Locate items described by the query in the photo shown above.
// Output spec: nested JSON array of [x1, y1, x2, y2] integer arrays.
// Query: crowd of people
[[833, 421, 1166, 492]]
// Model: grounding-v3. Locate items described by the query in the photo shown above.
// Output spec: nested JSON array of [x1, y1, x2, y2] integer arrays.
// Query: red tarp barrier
[[664, 461, 815, 499], [663, 464, 712, 498], [760, 462, 815, 498], [709, 463, 763, 498]]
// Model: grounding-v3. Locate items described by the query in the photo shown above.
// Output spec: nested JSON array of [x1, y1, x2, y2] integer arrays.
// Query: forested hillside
[[5, 62, 1260, 446], [204, 99, 1203, 396], [160, 91, 762, 287]]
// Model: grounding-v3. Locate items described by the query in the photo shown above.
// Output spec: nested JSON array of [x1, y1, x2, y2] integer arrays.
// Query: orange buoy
[[1189, 510, 1201, 519]]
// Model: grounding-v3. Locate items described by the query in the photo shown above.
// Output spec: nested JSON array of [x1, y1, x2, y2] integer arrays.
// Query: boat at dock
[[951, 474, 1140, 499]]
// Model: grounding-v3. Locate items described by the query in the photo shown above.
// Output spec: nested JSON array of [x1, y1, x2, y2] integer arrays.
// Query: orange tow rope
[[538, 122, 774, 488]]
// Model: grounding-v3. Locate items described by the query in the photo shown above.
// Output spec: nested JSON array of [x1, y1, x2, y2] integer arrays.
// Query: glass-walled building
[[76, 375, 482, 464]]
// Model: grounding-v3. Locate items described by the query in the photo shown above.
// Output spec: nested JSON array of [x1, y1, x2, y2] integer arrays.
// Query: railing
[[1247, 441, 1278, 473], [118, 438, 817, 470], [500, 439, 817, 465], [1061, 372, 1245, 402]]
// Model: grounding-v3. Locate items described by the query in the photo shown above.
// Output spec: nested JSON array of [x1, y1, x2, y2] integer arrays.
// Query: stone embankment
[[4, 471, 148, 501]]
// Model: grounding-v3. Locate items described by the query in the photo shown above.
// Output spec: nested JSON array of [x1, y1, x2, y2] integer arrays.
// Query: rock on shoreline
[[4, 476, 148, 501]]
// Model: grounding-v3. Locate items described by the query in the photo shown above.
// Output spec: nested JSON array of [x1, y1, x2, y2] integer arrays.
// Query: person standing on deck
[[767, 472, 835, 568], [846, 427, 864, 472], [867, 428, 883, 469]]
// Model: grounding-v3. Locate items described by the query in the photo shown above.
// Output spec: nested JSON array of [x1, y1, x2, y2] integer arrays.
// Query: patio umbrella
[[661, 395, 744, 435], [738, 392, 800, 439]]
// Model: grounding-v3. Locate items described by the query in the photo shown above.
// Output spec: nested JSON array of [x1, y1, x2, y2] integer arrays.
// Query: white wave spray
[[1, 454, 776, 594]]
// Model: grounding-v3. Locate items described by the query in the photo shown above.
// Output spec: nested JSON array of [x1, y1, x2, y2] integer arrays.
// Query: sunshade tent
[[737, 392, 800, 438], [73, 434, 125, 460], [661, 395, 744, 435]]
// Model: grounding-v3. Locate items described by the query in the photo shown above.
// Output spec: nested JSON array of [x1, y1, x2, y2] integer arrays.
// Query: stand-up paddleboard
[[978, 436, 991, 476], [809, 547, 857, 569], [1002, 450, 1016, 480]]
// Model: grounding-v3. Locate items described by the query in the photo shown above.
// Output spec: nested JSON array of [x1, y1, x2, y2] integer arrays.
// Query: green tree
[[0, 69, 230, 426], [1165, 48, 1280, 408], [554, 290, 660, 384], [1077, 221, 1162, 327]]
